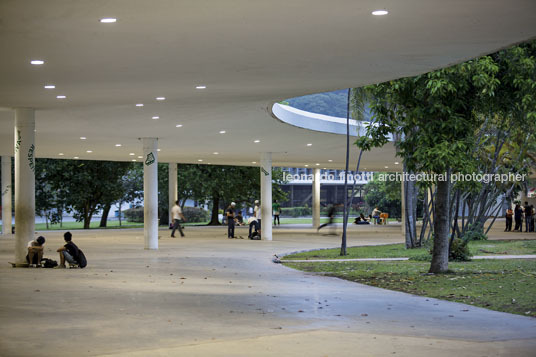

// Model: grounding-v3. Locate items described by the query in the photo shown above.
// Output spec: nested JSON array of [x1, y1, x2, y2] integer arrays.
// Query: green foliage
[[362, 172, 401, 218], [182, 206, 209, 223], [281, 206, 312, 217], [123, 207, 144, 223], [463, 224, 488, 241], [448, 238, 472, 262]]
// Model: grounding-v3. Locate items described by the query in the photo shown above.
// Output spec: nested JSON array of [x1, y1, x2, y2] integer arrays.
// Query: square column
[[168, 162, 178, 225], [260, 153, 272, 241], [2, 156, 13, 236], [312, 168, 321, 228], [14, 109, 35, 264], [142, 138, 158, 250]]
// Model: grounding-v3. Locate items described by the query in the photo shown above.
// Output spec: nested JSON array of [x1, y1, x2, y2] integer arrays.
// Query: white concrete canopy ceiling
[[0, 0, 535, 171]]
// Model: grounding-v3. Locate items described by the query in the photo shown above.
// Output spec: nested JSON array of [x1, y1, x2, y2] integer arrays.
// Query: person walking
[[254, 200, 262, 236], [505, 207, 513, 232], [514, 203, 523, 232], [226, 202, 236, 238], [318, 204, 337, 235], [171, 200, 186, 237], [273, 199, 281, 226]]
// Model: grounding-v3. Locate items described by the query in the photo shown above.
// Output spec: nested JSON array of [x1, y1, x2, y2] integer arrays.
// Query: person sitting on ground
[[56, 232, 80, 268], [354, 213, 370, 225], [27, 236, 46, 267], [235, 211, 244, 226]]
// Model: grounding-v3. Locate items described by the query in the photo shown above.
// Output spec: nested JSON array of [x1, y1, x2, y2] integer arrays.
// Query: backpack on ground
[[41, 258, 58, 268], [77, 249, 87, 268]]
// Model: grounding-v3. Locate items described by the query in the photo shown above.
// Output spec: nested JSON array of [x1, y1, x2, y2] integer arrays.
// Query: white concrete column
[[260, 152, 272, 241], [142, 138, 158, 250], [14, 109, 35, 264], [312, 168, 321, 229], [168, 162, 178, 225], [2, 156, 13, 236]]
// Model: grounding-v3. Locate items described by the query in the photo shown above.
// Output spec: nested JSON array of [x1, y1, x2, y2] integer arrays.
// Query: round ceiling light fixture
[[100, 18, 117, 23], [30, 60, 44, 65], [44, 85, 55, 89], [196, 85, 206, 89]]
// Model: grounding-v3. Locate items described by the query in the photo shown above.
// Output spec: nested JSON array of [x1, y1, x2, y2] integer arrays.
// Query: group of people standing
[[505, 201, 535, 232]]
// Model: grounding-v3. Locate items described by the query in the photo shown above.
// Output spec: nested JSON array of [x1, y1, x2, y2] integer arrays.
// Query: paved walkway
[[0, 224, 535, 356]]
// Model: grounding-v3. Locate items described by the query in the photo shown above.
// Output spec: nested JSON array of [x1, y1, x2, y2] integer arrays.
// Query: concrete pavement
[[0, 224, 535, 356]]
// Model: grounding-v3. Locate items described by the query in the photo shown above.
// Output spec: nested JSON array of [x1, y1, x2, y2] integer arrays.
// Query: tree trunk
[[100, 203, 111, 228], [404, 173, 418, 248], [208, 194, 221, 225], [118, 202, 122, 227], [429, 171, 451, 273]]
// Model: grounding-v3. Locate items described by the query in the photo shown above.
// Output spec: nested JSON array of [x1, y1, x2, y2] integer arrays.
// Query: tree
[[357, 56, 500, 273]]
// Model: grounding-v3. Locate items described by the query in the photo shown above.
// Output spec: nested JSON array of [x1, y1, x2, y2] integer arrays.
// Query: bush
[[281, 207, 312, 217], [462, 224, 488, 241], [182, 207, 209, 223], [124, 207, 144, 223], [449, 238, 473, 262], [424, 234, 473, 262]]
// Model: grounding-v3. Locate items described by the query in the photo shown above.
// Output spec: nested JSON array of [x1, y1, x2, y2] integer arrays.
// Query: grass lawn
[[284, 259, 536, 317], [282, 240, 536, 260]]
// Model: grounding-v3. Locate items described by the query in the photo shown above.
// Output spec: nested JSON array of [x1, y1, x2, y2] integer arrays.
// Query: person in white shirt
[[171, 200, 186, 237], [27, 236, 46, 267], [254, 200, 262, 235]]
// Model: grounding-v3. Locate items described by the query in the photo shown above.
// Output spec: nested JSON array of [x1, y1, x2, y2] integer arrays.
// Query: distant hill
[[285, 89, 350, 118]]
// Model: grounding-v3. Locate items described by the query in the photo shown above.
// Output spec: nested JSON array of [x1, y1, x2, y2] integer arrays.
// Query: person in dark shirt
[[57, 231, 80, 268], [317, 204, 338, 235], [524, 202, 532, 232], [226, 202, 236, 238], [514, 204, 523, 232]]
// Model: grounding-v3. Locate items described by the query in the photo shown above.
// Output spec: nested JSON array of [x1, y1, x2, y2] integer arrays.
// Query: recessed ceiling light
[[86, 150, 93, 153], [198, 159, 203, 162], [132, 159, 137, 162], [80, 137, 86, 140], [253, 140, 260, 143], [219, 130, 226, 134], [315, 163, 320, 166], [115, 144, 122, 147], [58, 153, 64, 156], [395, 162, 399, 165], [135, 103, 144, 107], [30, 60, 44, 65], [73, 156, 79, 159], [157, 149, 161, 152], [44, 85, 55, 89], [129, 153, 135, 156], [323, 168, 327, 169], [152, 116, 159, 120], [137, 156, 143, 159], [100, 18, 117, 23], [207, 163, 212, 165], [328, 159, 333, 162], [252, 161, 257, 164], [306, 143, 312, 147], [156, 97, 165, 101], [384, 166, 389, 169], [305, 164, 309, 167], [213, 152, 219, 155], [372, 10, 389, 16], [56, 95, 66, 99], [196, 85, 206, 89], [176, 124, 183, 128]]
